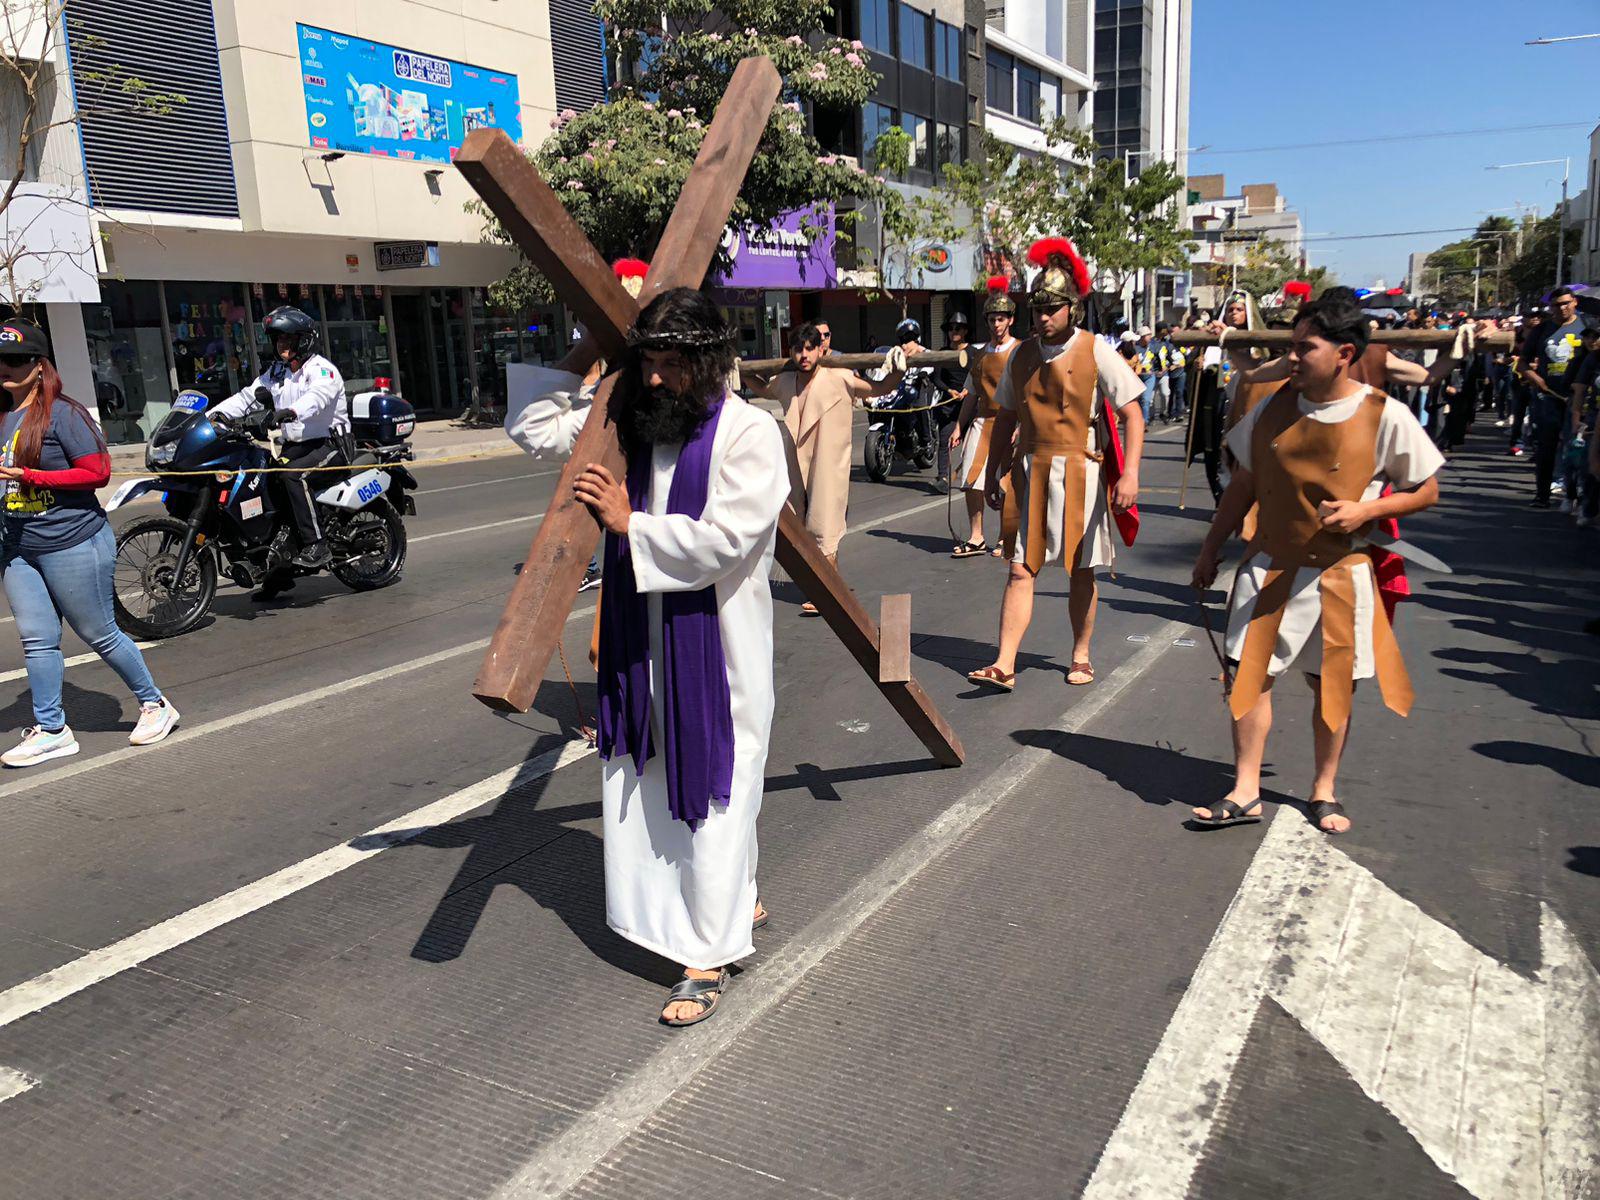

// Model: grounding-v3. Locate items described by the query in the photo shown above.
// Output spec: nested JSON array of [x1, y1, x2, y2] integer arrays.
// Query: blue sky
[[1188, 0, 1600, 288]]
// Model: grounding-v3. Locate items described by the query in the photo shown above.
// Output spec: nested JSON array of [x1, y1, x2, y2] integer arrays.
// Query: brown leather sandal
[[1067, 661, 1095, 686], [967, 665, 1017, 691]]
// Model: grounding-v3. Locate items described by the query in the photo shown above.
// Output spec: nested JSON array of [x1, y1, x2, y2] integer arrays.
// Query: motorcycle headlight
[[148, 442, 177, 467]]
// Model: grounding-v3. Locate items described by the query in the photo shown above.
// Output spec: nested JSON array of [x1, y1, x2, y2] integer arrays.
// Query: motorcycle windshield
[[150, 408, 205, 446]]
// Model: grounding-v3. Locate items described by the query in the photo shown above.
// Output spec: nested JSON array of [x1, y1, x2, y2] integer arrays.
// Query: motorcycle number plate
[[241, 497, 264, 520]]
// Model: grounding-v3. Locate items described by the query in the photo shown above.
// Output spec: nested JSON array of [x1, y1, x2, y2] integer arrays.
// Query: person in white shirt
[[209, 306, 349, 570]]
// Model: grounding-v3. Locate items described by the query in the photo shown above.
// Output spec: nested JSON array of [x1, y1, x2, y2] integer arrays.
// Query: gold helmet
[[612, 257, 649, 300], [1026, 237, 1091, 310], [983, 274, 1017, 318]]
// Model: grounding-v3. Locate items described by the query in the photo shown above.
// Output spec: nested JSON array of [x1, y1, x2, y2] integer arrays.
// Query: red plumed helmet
[[1283, 279, 1312, 301], [986, 274, 1012, 294], [612, 257, 649, 280], [1026, 236, 1092, 298]]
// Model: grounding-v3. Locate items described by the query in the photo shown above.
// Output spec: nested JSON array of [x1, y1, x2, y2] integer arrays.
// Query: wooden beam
[[740, 350, 965, 373], [878, 594, 911, 684], [774, 507, 964, 766], [1169, 328, 1513, 350]]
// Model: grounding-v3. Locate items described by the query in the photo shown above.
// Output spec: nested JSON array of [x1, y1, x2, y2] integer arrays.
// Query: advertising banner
[[714, 207, 836, 290], [297, 24, 522, 164]]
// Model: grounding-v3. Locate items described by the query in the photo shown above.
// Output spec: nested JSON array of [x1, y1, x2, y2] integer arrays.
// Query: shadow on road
[[1010, 728, 1284, 813], [0, 679, 128, 732], [1473, 739, 1600, 789]]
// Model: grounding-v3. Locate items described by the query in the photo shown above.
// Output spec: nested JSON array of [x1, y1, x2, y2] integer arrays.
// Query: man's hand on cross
[[575, 464, 632, 535]]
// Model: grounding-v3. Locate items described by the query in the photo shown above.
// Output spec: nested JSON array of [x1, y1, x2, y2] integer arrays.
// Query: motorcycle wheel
[[330, 498, 407, 591], [112, 515, 218, 639], [864, 430, 890, 482]]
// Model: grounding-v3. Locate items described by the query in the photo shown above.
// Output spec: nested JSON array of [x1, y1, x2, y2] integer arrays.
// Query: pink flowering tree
[[477, 0, 883, 307]]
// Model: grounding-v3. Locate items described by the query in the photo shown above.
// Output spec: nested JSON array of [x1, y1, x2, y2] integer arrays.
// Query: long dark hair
[[12, 359, 106, 469], [609, 288, 735, 453]]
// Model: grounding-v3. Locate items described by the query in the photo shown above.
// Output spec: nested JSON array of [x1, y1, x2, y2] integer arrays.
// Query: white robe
[[1221, 387, 1444, 679], [506, 365, 788, 969]]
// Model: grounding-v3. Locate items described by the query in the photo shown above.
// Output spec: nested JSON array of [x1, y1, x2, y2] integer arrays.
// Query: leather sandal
[[1190, 798, 1263, 829], [660, 969, 729, 1027], [1067, 661, 1095, 686], [1307, 800, 1350, 835], [966, 665, 1017, 692], [951, 540, 989, 558]]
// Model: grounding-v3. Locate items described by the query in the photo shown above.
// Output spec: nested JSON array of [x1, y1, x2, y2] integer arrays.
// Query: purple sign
[[714, 206, 836, 290]]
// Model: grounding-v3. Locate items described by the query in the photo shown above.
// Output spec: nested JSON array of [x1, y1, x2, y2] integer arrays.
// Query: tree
[[0, 1, 186, 306], [1421, 216, 1514, 308], [1503, 212, 1580, 301], [1232, 238, 1333, 302], [862, 123, 962, 314], [939, 119, 1196, 300], [476, 0, 883, 309]]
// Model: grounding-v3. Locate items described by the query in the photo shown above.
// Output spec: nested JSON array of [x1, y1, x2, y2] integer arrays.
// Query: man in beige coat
[[744, 322, 909, 612]]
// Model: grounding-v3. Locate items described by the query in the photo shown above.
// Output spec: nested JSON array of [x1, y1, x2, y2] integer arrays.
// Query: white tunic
[[955, 337, 1017, 491], [506, 365, 788, 969], [1222, 387, 1444, 678], [994, 330, 1144, 570]]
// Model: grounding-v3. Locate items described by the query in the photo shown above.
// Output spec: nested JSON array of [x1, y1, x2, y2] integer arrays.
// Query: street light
[[1487, 157, 1571, 286]]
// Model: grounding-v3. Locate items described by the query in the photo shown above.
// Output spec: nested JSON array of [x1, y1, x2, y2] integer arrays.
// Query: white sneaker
[[130, 698, 180, 746], [2, 726, 80, 767]]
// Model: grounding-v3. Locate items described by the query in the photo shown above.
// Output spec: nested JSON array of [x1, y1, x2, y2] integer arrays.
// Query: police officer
[[210, 306, 348, 568]]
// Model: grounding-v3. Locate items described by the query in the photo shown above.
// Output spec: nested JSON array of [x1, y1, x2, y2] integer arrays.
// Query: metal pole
[[1556, 159, 1570, 287], [1473, 244, 1481, 309]]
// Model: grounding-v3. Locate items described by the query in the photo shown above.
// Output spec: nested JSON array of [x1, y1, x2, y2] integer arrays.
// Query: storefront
[[710, 207, 837, 359], [80, 226, 553, 444]]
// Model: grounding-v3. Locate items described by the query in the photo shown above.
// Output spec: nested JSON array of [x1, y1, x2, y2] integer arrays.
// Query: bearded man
[[505, 287, 788, 1027]]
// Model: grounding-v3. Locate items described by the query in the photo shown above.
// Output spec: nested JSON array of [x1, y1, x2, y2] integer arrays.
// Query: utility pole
[[1556, 159, 1571, 287], [1473, 243, 1481, 310]]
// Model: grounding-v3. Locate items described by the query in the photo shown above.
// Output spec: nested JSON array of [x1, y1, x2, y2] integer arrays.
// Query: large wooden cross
[[454, 57, 963, 767]]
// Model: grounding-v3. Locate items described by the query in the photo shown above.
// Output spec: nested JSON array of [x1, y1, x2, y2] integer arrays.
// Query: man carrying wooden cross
[[966, 237, 1146, 693], [506, 288, 787, 1027]]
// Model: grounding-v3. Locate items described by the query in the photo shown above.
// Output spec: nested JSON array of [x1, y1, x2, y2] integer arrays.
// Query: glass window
[[861, 0, 892, 54], [322, 285, 392, 386], [900, 112, 930, 172], [1041, 74, 1061, 120], [935, 121, 962, 170], [1118, 25, 1140, 66], [1016, 61, 1041, 123], [934, 20, 962, 80], [863, 100, 895, 169], [82, 280, 168, 446], [1095, 27, 1115, 65], [1116, 83, 1139, 123], [899, 4, 929, 70], [166, 281, 251, 408], [986, 48, 1013, 114]]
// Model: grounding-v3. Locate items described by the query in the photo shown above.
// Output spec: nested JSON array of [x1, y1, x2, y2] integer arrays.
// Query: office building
[[1186, 175, 1305, 310]]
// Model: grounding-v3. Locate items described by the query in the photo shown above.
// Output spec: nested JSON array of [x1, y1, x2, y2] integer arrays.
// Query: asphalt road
[[0, 412, 1593, 1199]]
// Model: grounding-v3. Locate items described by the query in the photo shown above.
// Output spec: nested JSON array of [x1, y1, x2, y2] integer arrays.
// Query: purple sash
[[595, 398, 735, 826]]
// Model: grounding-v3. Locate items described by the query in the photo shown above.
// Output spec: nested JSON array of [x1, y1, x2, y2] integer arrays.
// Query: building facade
[[1186, 175, 1305, 311], [41, 0, 559, 445]]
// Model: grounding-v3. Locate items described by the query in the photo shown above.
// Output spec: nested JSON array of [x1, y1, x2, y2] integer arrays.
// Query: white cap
[[1137, 325, 1153, 337], [1119, 330, 1138, 343]]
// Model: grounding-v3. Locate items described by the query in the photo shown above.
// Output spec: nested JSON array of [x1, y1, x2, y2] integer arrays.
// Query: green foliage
[[940, 120, 1196, 294], [1233, 239, 1333, 302], [867, 124, 963, 311], [476, 0, 884, 310], [1422, 217, 1516, 307], [1503, 213, 1579, 299]]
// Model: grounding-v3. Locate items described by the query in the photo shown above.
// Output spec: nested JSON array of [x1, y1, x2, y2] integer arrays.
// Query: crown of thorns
[[624, 325, 736, 351]]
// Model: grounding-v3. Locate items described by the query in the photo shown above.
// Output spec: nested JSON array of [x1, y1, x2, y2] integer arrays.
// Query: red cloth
[[21, 451, 111, 491], [1100, 408, 1139, 546], [1370, 485, 1410, 624]]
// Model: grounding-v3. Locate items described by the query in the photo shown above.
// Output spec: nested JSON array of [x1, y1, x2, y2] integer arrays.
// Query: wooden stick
[[775, 511, 962, 765], [877, 594, 911, 684], [1169, 328, 1513, 350]]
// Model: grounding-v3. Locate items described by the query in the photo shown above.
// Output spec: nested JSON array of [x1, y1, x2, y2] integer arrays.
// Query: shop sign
[[345, 254, 360, 273], [713, 206, 836, 291], [296, 24, 522, 165], [919, 245, 952, 273], [375, 240, 440, 271]]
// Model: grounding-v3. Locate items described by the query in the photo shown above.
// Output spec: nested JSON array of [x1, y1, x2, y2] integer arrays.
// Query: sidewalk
[[106, 416, 521, 477]]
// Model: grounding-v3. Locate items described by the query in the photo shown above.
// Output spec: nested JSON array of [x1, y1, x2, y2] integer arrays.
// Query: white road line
[[0, 493, 942, 798], [492, 619, 1192, 1199], [411, 514, 541, 544], [0, 1065, 35, 1101], [418, 471, 547, 495], [0, 641, 157, 687], [0, 740, 597, 1032], [1082, 815, 1600, 1200]]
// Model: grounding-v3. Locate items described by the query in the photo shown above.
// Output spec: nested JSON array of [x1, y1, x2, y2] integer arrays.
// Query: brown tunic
[[779, 366, 862, 558], [1229, 389, 1413, 730], [1008, 332, 1102, 573]]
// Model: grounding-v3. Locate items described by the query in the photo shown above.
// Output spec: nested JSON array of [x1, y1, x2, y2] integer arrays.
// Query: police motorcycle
[[107, 381, 419, 639], [863, 319, 941, 483]]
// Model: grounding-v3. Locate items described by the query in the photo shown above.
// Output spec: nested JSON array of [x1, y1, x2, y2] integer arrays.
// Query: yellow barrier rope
[[105, 447, 520, 479]]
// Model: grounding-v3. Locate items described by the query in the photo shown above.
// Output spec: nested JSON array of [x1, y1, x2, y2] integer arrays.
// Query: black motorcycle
[[863, 365, 944, 482], [108, 386, 419, 638]]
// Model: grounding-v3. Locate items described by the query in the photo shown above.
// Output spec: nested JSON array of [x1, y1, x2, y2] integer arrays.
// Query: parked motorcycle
[[107, 385, 419, 638], [863, 365, 943, 482]]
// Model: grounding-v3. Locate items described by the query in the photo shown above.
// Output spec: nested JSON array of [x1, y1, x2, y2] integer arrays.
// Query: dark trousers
[[1529, 396, 1564, 502], [277, 437, 341, 543], [1165, 371, 1187, 420], [1510, 385, 1532, 447]]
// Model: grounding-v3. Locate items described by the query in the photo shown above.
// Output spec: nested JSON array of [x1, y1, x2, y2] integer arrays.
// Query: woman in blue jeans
[[0, 319, 179, 767]]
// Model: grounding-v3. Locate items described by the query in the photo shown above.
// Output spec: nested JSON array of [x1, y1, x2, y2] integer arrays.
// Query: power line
[[1189, 121, 1595, 157], [1297, 227, 1481, 244]]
